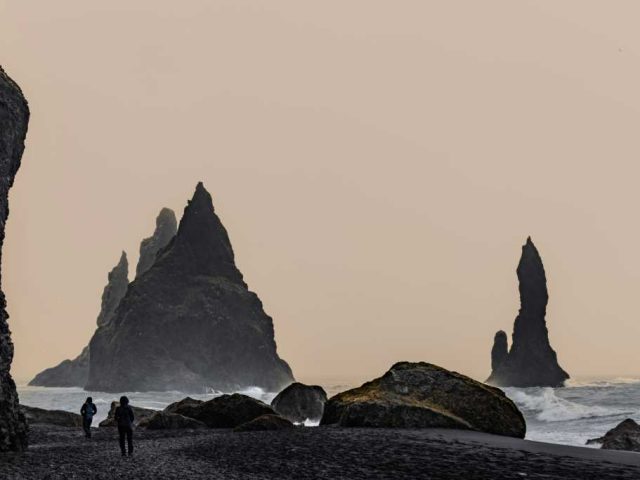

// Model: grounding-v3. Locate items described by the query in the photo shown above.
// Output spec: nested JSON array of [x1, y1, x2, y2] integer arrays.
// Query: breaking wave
[[504, 387, 630, 422]]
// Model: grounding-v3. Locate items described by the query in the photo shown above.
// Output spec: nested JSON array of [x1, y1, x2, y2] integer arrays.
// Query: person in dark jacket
[[80, 397, 97, 438], [115, 396, 135, 456]]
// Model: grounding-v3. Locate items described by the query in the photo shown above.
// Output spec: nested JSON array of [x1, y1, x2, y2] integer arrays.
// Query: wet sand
[[1, 425, 639, 479]]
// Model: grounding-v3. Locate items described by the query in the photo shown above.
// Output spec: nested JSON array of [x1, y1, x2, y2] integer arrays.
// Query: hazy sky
[[2, 1, 640, 385]]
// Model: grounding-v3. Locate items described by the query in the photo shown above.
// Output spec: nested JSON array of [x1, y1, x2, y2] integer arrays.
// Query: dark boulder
[[139, 411, 206, 430], [321, 362, 526, 438], [164, 397, 203, 417], [234, 414, 294, 432], [0, 66, 29, 451], [181, 394, 275, 428], [487, 237, 569, 388], [99, 401, 156, 427], [87, 183, 294, 392], [271, 382, 327, 423], [20, 405, 82, 428], [586, 419, 640, 452], [30, 251, 129, 387], [136, 208, 177, 278]]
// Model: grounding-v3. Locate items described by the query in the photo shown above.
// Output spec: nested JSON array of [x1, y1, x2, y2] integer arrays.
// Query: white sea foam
[[504, 387, 629, 422]]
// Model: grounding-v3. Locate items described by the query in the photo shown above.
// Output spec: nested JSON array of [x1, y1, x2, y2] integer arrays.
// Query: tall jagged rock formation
[[86, 183, 294, 393], [29, 252, 129, 387], [136, 208, 177, 278], [487, 237, 569, 387], [490, 330, 508, 372], [97, 251, 129, 327], [0, 66, 29, 451]]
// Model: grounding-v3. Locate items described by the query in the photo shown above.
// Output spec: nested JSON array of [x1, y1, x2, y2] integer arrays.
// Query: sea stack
[[86, 182, 294, 392], [0, 66, 29, 451], [487, 237, 569, 388], [136, 208, 177, 277], [29, 251, 129, 387]]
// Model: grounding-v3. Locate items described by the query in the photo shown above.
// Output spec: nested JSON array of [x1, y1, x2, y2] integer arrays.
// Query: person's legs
[[118, 427, 126, 456], [82, 418, 90, 438], [126, 427, 133, 456]]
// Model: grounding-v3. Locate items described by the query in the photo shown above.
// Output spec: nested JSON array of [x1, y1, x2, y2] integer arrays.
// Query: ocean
[[17, 376, 640, 447]]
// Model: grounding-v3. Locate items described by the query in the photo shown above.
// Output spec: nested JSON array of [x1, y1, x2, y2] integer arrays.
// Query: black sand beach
[[2, 425, 640, 480]]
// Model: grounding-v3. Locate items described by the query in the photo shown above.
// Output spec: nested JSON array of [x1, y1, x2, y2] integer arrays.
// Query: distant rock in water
[[86, 183, 294, 392], [29, 251, 129, 387], [491, 331, 508, 372], [136, 208, 177, 278], [97, 251, 129, 327], [321, 362, 526, 438], [586, 419, 640, 452], [0, 66, 29, 452], [486, 237, 569, 388], [28, 346, 89, 387]]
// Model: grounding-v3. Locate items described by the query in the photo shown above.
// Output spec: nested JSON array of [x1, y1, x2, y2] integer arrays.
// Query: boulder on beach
[[0, 66, 30, 452], [176, 394, 275, 428], [320, 362, 526, 438], [99, 401, 156, 427], [87, 183, 294, 393], [486, 237, 569, 388], [586, 419, 640, 452], [271, 382, 327, 423], [234, 414, 295, 432], [164, 397, 203, 417], [20, 405, 82, 428], [139, 411, 206, 430]]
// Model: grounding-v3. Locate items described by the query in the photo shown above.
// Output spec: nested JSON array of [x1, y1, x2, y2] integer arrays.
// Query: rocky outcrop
[[486, 237, 569, 388], [234, 414, 294, 432], [99, 401, 156, 427], [164, 397, 203, 416], [139, 411, 206, 430], [28, 346, 89, 387], [136, 208, 177, 278], [86, 183, 294, 392], [171, 394, 275, 428], [29, 252, 129, 387], [320, 362, 526, 438], [586, 419, 640, 451], [271, 383, 327, 423], [0, 66, 29, 451], [20, 405, 82, 428], [96, 251, 129, 327], [491, 331, 508, 372]]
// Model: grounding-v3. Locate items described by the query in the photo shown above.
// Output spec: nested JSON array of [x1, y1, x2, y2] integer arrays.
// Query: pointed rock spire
[[490, 330, 508, 372], [136, 208, 177, 277], [96, 251, 129, 327], [487, 237, 569, 387], [87, 182, 293, 393]]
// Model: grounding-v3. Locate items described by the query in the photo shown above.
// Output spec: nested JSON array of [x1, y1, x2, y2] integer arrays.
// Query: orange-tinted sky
[[2, 1, 640, 384]]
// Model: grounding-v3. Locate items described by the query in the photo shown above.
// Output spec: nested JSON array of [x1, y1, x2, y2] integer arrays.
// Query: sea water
[[17, 376, 640, 446]]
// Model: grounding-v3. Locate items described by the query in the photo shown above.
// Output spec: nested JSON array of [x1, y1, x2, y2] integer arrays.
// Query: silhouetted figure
[[115, 396, 134, 456], [80, 396, 97, 438]]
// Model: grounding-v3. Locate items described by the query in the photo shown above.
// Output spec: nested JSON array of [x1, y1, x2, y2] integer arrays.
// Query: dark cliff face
[[30, 251, 129, 387], [0, 66, 29, 451], [97, 251, 129, 327], [136, 208, 177, 278], [86, 183, 294, 393], [487, 237, 569, 388]]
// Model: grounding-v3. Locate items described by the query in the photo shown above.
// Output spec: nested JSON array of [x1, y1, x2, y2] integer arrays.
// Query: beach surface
[[1, 425, 640, 479]]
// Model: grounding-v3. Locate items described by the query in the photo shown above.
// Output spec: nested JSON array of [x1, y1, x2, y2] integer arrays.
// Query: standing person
[[115, 396, 135, 457], [80, 397, 97, 438]]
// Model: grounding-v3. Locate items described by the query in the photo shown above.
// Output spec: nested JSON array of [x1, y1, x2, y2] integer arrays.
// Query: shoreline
[[1, 425, 639, 479]]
